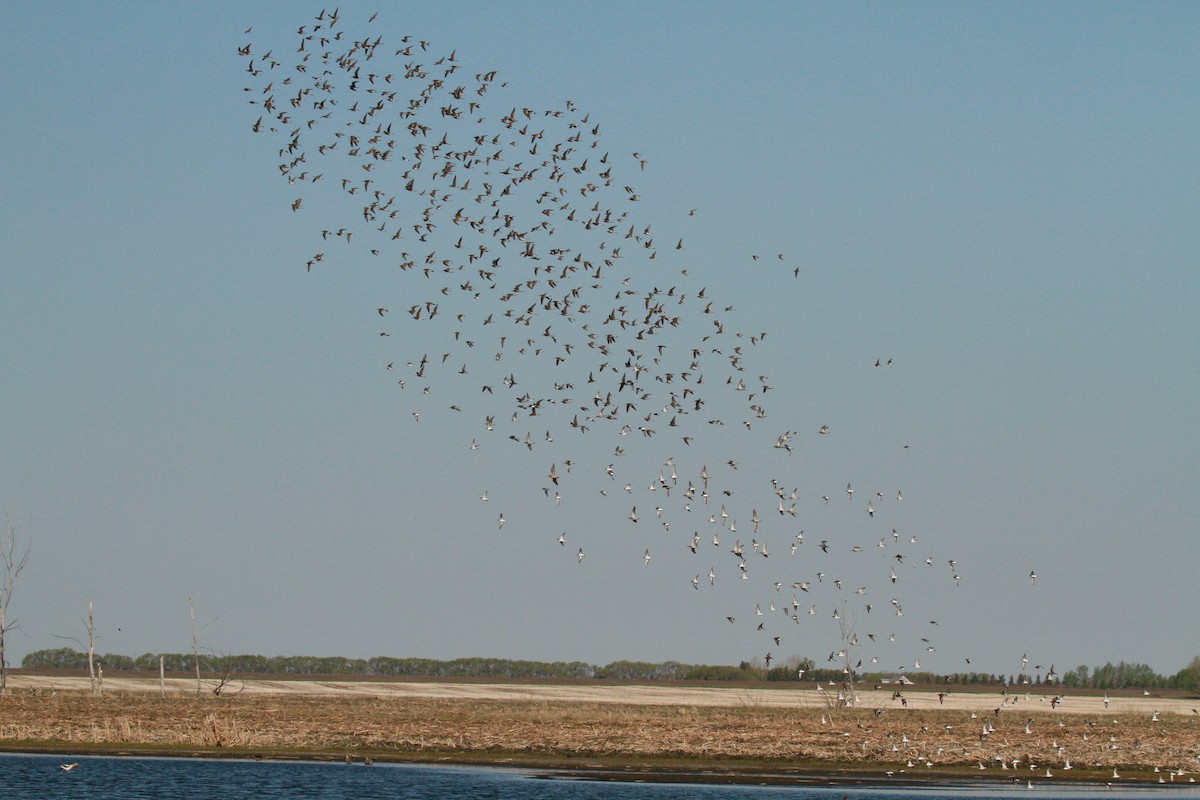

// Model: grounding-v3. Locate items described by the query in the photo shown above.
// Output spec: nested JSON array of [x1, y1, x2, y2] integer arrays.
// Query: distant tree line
[[1059, 658, 1200, 691], [19, 648, 1200, 690], [22, 649, 821, 682], [21, 649, 597, 679]]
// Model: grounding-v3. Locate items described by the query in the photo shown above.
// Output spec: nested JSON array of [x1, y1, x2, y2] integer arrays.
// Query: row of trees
[[21, 649, 795, 682], [22, 646, 1199, 691], [1059, 658, 1200, 691], [13, 647, 1200, 694]]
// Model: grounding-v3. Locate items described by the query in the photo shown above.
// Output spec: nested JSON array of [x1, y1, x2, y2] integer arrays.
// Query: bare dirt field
[[3, 674, 1199, 785], [10, 673, 1200, 715]]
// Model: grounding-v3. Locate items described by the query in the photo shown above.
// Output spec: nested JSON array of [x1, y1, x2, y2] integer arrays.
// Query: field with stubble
[[3, 675, 1198, 785]]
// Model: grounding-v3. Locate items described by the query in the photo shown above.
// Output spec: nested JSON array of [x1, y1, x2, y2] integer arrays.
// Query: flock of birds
[[236, 9, 1046, 688]]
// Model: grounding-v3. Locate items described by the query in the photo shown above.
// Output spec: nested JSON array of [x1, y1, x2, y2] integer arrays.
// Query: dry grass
[[2, 686, 1198, 781]]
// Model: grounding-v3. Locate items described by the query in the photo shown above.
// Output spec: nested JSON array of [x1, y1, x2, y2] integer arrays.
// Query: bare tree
[[50, 602, 101, 694], [189, 596, 202, 697], [834, 601, 858, 709], [208, 651, 245, 697], [0, 519, 31, 694], [87, 601, 98, 694]]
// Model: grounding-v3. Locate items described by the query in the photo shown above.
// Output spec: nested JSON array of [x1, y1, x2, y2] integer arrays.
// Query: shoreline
[[0, 744, 1170, 790], [3, 675, 1197, 788]]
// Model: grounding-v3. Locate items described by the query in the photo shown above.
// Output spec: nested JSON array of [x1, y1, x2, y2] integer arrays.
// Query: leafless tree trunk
[[159, 655, 166, 698], [0, 519, 31, 695], [190, 597, 202, 696], [87, 601, 98, 694], [836, 602, 858, 709]]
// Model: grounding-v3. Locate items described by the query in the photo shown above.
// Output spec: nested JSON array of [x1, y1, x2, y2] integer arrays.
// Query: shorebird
[[60, 762, 79, 772]]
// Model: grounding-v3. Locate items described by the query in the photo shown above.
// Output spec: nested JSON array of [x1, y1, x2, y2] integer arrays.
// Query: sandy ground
[[10, 673, 1197, 717]]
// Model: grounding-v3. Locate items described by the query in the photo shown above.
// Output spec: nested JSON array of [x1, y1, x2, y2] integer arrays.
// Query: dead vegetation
[[1, 687, 1197, 780]]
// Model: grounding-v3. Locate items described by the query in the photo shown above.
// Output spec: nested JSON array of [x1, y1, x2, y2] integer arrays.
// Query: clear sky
[[2, 2, 1197, 681]]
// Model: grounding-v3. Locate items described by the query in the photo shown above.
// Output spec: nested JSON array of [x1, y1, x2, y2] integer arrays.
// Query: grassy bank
[[1, 687, 1196, 786]]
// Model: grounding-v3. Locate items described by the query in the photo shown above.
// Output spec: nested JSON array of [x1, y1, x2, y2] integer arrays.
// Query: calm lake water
[[1, 754, 1197, 800]]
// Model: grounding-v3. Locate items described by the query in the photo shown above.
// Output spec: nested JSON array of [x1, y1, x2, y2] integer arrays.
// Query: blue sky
[[2, 2, 1197, 680]]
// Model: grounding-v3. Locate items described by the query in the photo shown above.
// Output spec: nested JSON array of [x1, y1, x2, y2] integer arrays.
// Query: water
[[1, 754, 1197, 799]]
